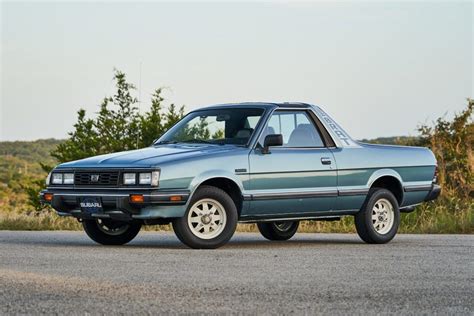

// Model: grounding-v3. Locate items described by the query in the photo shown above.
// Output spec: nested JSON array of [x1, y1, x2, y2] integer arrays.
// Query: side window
[[245, 116, 261, 129], [260, 111, 325, 147]]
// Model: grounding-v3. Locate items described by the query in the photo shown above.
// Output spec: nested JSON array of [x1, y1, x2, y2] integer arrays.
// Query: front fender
[[186, 170, 245, 206]]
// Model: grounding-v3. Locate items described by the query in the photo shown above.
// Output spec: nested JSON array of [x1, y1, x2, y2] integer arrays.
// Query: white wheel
[[355, 189, 400, 244], [371, 198, 394, 235], [173, 185, 237, 249], [187, 198, 227, 240]]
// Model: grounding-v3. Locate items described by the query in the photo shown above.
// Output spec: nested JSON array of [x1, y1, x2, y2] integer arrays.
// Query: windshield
[[156, 108, 265, 146]]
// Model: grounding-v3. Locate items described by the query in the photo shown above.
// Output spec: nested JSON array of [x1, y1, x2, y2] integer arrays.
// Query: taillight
[[433, 166, 438, 183]]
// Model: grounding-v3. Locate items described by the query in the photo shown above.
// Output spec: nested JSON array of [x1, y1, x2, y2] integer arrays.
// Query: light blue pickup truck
[[41, 103, 440, 248]]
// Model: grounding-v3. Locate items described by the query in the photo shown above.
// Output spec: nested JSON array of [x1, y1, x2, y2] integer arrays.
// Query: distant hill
[[359, 136, 420, 146], [0, 139, 64, 184], [0, 139, 64, 165]]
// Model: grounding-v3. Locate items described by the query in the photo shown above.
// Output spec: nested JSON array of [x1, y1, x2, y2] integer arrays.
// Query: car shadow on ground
[[1, 232, 364, 250]]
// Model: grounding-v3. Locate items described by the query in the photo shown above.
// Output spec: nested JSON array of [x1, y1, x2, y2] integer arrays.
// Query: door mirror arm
[[262, 134, 283, 154]]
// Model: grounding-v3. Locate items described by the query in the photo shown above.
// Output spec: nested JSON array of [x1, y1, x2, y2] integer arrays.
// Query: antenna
[[136, 62, 142, 149], [138, 61, 142, 114]]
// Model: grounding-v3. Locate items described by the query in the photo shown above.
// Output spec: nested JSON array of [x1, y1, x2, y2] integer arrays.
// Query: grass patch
[[0, 211, 81, 231], [1, 201, 472, 234]]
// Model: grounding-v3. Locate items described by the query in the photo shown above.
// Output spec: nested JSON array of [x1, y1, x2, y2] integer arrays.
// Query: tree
[[139, 89, 185, 147], [51, 69, 185, 164]]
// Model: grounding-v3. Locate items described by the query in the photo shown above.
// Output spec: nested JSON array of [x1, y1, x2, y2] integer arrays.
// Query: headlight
[[63, 173, 74, 185], [138, 171, 160, 186], [139, 173, 152, 185], [46, 172, 52, 185], [123, 173, 136, 185], [51, 173, 63, 184]]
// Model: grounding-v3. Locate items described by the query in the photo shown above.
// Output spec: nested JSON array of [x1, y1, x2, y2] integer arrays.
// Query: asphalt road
[[0, 231, 472, 315]]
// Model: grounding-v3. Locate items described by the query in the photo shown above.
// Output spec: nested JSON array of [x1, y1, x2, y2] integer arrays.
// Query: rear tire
[[172, 185, 238, 249], [355, 188, 400, 244], [257, 221, 299, 241], [82, 219, 141, 245]]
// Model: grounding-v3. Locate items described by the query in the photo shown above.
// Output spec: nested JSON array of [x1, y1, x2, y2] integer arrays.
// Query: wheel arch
[[188, 172, 244, 216], [366, 169, 404, 205]]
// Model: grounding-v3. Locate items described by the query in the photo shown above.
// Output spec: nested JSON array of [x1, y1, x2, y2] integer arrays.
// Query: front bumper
[[424, 184, 441, 202], [40, 188, 190, 221]]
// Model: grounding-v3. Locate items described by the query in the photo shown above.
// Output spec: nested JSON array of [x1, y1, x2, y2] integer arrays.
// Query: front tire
[[82, 219, 141, 245], [355, 188, 400, 244], [172, 185, 238, 249], [257, 221, 299, 241]]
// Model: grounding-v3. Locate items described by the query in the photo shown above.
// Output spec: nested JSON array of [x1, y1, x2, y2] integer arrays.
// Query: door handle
[[321, 157, 332, 165]]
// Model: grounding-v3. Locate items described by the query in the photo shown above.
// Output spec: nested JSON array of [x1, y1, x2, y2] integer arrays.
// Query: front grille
[[74, 171, 120, 186]]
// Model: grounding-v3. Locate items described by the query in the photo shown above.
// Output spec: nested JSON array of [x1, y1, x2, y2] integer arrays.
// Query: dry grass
[[0, 211, 81, 231], [2, 200, 471, 234]]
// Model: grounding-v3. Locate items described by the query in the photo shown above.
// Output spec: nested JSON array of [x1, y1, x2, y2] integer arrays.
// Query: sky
[[1, 1, 472, 141]]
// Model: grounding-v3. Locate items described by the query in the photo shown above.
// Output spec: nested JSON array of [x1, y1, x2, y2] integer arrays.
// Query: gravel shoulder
[[0, 231, 472, 315]]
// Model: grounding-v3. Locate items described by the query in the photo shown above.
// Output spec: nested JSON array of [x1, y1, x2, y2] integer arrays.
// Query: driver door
[[247, 110, 337, 217]]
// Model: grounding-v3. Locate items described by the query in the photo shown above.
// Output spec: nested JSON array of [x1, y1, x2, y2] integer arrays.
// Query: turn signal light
[[130, 194, 144, 203], [44, 193, 54, 202], [170, 195, 182, 202]]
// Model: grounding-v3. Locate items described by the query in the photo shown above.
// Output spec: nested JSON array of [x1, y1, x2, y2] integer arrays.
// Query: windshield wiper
[[154, 140, 179, 145], [181, 139, 216, 144], [155, 139, 226, 146]]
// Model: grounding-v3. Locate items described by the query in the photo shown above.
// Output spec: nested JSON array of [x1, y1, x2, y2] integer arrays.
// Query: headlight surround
[[63, 173, 74, 185], [151, 171, 160, 186], [123, 173, 136, 185], [124, 171, 160, 186], [51, 173, 63, 184]]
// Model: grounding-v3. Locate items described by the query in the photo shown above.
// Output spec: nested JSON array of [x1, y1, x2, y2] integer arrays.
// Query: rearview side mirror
[[262, 134, 283, 154]]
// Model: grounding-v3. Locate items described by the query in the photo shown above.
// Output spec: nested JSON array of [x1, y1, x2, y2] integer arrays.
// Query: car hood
[[57, 144, 241, 169]]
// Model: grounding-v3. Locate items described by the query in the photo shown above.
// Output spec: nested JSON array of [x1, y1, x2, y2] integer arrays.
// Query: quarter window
[[260, 111, 325, 147]]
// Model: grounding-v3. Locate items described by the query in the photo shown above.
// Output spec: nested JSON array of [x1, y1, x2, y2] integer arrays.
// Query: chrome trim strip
[[242, 194, 252, 201], [404, 184, 433, 192], [54, 193, 130, 197], [91, 214, 111, 218], [248, 190, 338, 201], [239, 210, 359, 223], [400, 203, 421, 209], [239, 215, 342, 223], [248, 169, 332, 176], [337, 165, 436, 172], [56, 212, 72, 217], [47, 186, 158, 190], [50, 192, 190, 198], [243, 187, 368, 201], [338, 188, 369, 196]]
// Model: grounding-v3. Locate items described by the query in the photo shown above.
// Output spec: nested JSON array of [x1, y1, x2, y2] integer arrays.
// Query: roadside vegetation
[[0, 70, 472, 233]]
